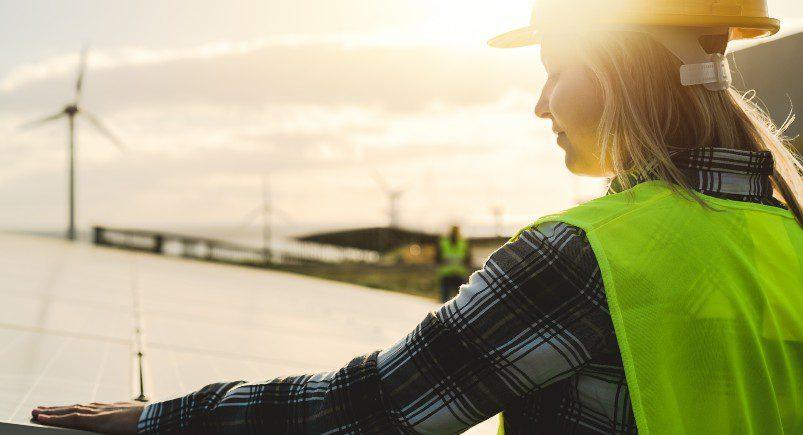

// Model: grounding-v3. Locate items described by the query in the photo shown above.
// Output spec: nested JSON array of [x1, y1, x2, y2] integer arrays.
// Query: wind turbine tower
[[240, 175, 295, 264], [261, 176, 272, 263], [491, 206, 504, 237]]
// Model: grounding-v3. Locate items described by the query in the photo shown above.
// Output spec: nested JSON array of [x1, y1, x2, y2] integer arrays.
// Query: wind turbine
[[371, 171, 406, 228], [19, 46, 124, 241], [491, 205, 504, 237], [239, 175, 294, 263]]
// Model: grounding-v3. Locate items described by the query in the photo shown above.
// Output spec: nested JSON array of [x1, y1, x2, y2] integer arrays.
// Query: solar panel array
[[0, 233, 496, 433]]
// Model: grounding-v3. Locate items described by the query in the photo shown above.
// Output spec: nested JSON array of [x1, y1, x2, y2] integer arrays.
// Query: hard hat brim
[[488, 27, 541, 48], [488, 15, 780, 48]]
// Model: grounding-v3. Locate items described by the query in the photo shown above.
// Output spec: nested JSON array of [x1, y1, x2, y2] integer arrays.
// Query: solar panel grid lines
[[0, 233, 497, 433], [8, 334, 76, 422]]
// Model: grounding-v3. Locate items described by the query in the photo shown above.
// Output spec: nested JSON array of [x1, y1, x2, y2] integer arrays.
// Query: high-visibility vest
[[499, 180, 803, 434], [439, 236, 469, 278]]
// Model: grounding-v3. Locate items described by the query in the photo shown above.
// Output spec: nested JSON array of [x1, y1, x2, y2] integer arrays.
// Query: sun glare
[[399, 0, 536, 46]]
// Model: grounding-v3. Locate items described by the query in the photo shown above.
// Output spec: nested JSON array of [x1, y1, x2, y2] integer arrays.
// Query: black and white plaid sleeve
[[137, 221, 609, 434], [137, 352, 398, 433], [377, 221, 609, 433]]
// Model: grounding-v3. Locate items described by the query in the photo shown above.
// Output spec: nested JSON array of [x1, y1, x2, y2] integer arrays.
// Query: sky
[[2, 0, 801, 238]]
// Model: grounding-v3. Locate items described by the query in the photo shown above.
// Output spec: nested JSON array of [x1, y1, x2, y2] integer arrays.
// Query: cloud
[[1, 33, 481, 93], [1, 38, 541, 114]]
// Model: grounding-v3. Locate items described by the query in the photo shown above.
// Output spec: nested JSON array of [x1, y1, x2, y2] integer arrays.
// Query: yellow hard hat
[[489, 0, 780, 48]]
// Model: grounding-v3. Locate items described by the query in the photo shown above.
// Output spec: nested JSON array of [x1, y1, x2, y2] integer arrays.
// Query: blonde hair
[[579, 31, 803, 226]]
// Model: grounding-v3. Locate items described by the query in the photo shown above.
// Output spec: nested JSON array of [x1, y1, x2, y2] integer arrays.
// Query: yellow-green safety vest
[[439, 236, 469, 278], [499, 180, 802, 434]]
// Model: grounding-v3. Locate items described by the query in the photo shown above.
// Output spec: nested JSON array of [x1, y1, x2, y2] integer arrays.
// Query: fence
[[92, 226, 379, 267]]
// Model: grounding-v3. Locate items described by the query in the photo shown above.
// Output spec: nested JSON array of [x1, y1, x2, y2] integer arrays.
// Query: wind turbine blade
[[237, 205, 263, 229], [370, 170, 391, 193], [397, 179, 412, 195], [272, 206, 295, 223], [81, 111, 125, 151], [75, 45, 89, 104], [17, 110, 66, 131]]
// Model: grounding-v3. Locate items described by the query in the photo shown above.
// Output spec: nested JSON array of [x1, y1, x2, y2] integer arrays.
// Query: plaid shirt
[[138, 147, 785, 434]]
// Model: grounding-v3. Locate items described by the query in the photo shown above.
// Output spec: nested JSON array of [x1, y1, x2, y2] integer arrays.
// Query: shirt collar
[[610, 147, 781, 207]]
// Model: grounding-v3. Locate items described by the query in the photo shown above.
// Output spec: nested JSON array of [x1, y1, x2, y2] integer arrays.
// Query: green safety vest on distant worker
[[499, 180, 803, 434], [438, 236, 469, 278]]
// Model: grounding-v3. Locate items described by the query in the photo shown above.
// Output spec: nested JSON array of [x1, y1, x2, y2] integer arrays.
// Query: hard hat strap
[[679, 54, 731, 90], [636, 26, 733, 91], [547, 24, 735, 91]]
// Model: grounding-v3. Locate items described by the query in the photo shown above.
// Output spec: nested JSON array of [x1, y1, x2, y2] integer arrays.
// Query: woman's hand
[[31, 401, 143, 434]]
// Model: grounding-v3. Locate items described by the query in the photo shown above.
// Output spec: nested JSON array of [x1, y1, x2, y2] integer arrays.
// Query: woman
[[32, 0, 803, 433]]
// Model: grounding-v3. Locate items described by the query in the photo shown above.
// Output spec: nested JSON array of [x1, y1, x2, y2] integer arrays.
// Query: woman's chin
[[563, 151, 583, 175], [557, 137, 584, 174], [563, 151, 601, 176]]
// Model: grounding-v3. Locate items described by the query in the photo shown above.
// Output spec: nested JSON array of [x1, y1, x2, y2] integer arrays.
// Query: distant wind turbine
[[491, 205, 504, 237], [18, 46, 124, 241], [239, 175, 294, 263], [371, 171, 406, 228]]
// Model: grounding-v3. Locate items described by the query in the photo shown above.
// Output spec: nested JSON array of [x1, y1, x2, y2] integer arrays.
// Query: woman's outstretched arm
[[33, 222, 611, 434]]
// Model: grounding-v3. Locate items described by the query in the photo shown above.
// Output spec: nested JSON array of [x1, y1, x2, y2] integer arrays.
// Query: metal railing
[[92, 226, 379, 267]]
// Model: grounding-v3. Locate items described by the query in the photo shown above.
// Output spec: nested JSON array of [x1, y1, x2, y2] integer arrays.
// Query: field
[[275, 262, 442, 300]]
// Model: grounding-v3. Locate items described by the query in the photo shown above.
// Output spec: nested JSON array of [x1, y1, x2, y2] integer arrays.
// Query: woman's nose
[[534, 91, 550, 120]]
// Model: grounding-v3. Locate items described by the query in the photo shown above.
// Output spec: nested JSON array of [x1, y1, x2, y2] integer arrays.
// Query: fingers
[[33, 404, 99, 416], [31, 401, 143, 434]]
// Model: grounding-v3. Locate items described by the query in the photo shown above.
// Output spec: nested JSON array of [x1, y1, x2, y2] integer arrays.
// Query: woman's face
[[535, 37, 607, 176]]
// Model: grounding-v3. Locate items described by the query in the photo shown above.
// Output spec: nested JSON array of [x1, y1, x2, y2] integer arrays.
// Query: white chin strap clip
[[635, 26, 734, 91], [679, 53, 731, 91]]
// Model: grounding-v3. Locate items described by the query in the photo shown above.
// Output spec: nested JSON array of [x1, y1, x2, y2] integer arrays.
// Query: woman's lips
[[556, 132, 567, 147]]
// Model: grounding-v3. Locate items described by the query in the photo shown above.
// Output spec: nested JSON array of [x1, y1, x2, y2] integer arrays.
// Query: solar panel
[[0, 233, 497, 433]]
